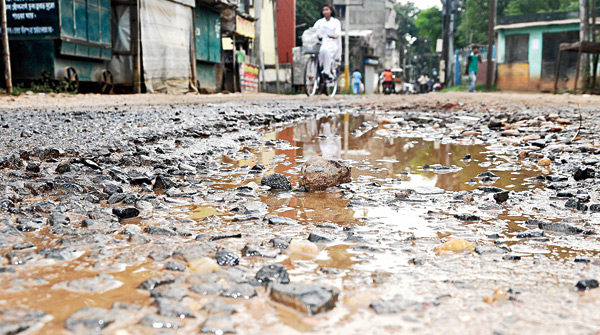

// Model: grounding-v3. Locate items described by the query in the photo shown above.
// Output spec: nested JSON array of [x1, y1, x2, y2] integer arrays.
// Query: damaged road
[[1, 92, 600, 334]]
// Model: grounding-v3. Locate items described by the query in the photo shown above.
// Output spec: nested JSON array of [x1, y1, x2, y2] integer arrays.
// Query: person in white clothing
[[313, 4, 341, 79]]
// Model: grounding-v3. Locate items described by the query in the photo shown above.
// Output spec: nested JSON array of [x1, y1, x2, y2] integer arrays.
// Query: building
[[276, 0, 295, 64], [331, 0, 399, 93], [495, 11, 581, 91], [333, 0, 400, 70]]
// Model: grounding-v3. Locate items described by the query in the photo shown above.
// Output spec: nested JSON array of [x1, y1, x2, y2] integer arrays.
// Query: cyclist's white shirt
[[313, 17, 341, 59]]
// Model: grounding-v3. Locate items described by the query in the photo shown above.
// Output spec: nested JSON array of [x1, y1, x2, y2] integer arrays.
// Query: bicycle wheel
[[304, 57, 319, 97], [325, 64, 338, 97]]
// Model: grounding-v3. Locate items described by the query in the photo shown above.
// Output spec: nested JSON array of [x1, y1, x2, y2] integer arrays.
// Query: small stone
[[39, 247, 84, 261], [150, 284, 188, 302], [256, 264, 290, 285], [165, 261, 187, 272], [269, 237, 291, 249], [200, 315, 236, 334], [145, 225, 177, 236], [288, 240, 319, 255], [299, 157, 351, 192], [15, 218, 44, 232], [220, 283, 256, 299], [130, 176, 152, 185], [260, 173, 292, 191], [241, 245, 280, 258], [138, 275, 176, 291], [574, 167, 595, 181], [233, 201, 268, 215], [369, 298, 420, 314], [153, 175, 175, 190], [308, 232, 334, 243], [103, 183, 123, 195], [55, 162, 71, 173], [537, 158, 551, 166], [538, 221, 583, 234], [575, 279, 599, 291], [188, 257, 221, 274], [112, 207, 139, 219], [454, 214, 480, 221], [434, 239, 475, 255], [65, 307, 116, 332], [516, 229, 544, 238], [25, 162, 40, 173], [215, 250, 240, 267], [264, 215, 298, 225], [493, 191, 510, 204], [48, 212, 70, 226], [149, 250, 172, 262], [155, 298, 195, 319], [270, 283, 339, 315], [191, 283, 223, 296], [139, 313, 183, 329], [202, 299, 235, 315]]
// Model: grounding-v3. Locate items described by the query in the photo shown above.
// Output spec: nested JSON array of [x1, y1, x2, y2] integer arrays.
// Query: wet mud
[[2, 97, 600, 334]]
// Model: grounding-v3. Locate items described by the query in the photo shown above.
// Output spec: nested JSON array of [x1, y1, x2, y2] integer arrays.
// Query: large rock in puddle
[[299, 157, 351, 192], [269, 283, 339, 315]]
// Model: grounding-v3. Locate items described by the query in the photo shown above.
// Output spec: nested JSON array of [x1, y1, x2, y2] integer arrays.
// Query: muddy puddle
[[2, 112, 600, 334]]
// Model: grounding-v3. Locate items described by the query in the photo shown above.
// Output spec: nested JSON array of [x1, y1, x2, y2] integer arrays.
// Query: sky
[[398, 0, 441, 10]]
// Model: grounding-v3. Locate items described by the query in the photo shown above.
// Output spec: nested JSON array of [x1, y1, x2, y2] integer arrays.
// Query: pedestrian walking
[[351, 69, 362, 94], [465, 46, 482, 93]]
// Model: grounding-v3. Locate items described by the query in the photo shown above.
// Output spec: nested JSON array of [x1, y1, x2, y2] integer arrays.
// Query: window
[[505, 34, 529, 63], [334, 5, 345, 19]]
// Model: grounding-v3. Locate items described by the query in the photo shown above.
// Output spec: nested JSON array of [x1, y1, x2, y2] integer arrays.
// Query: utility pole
[[580, 0, 590, 91], [272, 0, 280, 94], [0, 0, 11, 95], [486, 0, 496, 90], [441, 0, 450, 86], [344, 0, 350, 92], [252, 0, 263, 91]]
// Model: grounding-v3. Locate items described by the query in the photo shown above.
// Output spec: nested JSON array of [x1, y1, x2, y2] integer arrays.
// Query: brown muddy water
[[2, 113, 600, 334]]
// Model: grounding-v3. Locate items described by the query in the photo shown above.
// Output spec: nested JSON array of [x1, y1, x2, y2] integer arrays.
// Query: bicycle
[[303, 43, 339, 97]]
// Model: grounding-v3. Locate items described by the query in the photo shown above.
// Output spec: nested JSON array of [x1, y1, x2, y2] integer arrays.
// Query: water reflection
[[260, 114, 543, 192]]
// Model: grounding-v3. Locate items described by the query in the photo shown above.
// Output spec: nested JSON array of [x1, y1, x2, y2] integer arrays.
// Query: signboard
[[6, 0, 58, 37], [239, 62, 259, 93], [236, 15, 254, 39]]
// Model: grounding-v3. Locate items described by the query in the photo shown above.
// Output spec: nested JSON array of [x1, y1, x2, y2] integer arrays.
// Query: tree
[[456, 0, 580, 49], [504, 0, 578, 15], [295, 0, 321, 47], [414, 7, 442, 53], [456, 0, 510, 48]]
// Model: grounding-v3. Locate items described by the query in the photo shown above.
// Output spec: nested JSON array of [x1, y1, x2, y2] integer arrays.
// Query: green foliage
[[456, 0, 581, 49], [504, 0, 579, 15], [396, 2, 420, 39], [295, 0, 322, 47], [456, 0, 511, 48], [415, 7, 442, 52], [440, 84, 500, 92]]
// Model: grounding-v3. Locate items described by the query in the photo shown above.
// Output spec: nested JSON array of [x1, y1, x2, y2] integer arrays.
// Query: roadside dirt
[[1, 91, 600, 335]]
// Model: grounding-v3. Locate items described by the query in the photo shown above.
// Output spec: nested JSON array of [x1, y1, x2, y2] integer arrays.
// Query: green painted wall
[[497, 23, 579, 79], [197, 62, 217, 90]]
